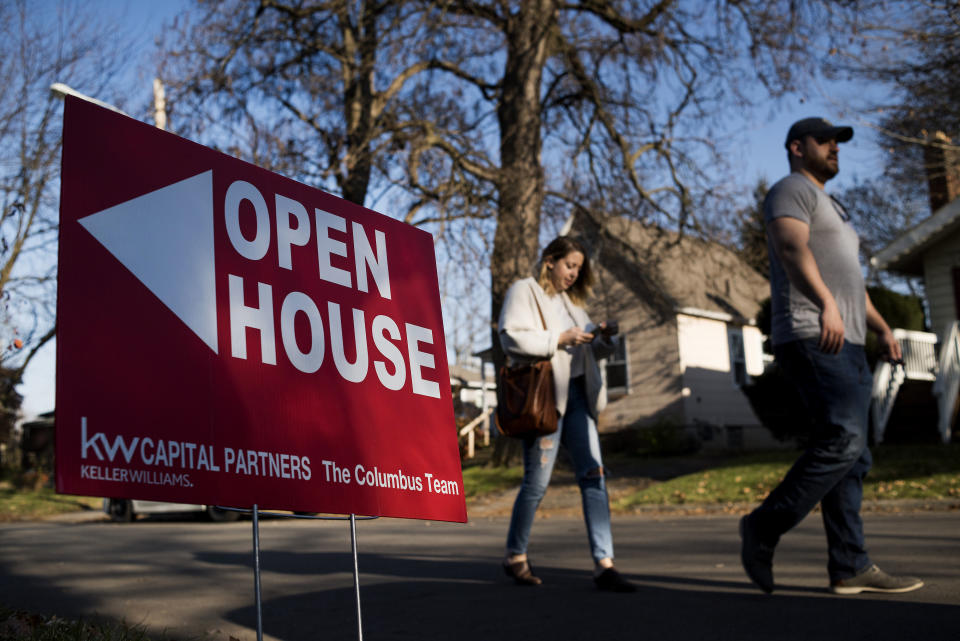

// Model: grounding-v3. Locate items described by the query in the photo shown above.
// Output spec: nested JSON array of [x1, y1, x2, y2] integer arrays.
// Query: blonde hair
[[536, 236, 593, 305]]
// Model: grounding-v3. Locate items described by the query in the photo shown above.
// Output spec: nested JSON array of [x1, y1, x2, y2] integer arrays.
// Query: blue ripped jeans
[[505, 377, 614, 562], [750, 339, 873, 580]]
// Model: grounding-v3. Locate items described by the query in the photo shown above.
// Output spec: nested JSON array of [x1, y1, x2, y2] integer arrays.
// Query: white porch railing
[[932, 321, 960, 444], [871, 328, 938, 443], [458, 407, 493, 459]]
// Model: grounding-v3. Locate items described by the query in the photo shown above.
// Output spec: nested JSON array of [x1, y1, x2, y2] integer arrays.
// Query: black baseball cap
[[784, 117, 853, 148]]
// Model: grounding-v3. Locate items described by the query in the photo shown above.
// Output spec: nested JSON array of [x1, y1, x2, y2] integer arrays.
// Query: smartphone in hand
[[590, 320, 619, 340]]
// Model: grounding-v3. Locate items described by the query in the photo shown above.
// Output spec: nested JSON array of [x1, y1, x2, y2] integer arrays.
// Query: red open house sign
[[55, 97, 466, 523]]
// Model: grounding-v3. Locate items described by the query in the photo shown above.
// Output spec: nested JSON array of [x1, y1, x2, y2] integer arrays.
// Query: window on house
[[606, 336, 629, 396], [728, 328, 748, 387]]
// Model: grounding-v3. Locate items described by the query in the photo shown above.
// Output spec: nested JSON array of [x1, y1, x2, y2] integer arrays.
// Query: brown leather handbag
[[495, 293, 559, 438], [495, 360, 558, 438]]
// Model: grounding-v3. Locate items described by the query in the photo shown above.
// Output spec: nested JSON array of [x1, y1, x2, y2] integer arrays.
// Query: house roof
[[573, 213, 769, 323], [871, 196, 960, 276]]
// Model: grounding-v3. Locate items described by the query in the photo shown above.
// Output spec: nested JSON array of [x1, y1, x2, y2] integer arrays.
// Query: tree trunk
[[340, 4, 377, 205], [489, 1, 556, 466], [490, 0, 555, 349]]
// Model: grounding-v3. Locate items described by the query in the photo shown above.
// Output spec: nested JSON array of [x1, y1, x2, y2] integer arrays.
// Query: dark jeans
[[750, 338, 873, 580]]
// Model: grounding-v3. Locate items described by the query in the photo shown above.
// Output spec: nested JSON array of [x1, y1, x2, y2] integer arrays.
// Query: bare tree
[[834, 178, 926, 294], [158, 0, 448, 209], [399, 1, 855, 360], [0, 0, 133, 427], [827, 1, 960, 213], [733, 179, 770, 281], [160, 2, 854, 352]]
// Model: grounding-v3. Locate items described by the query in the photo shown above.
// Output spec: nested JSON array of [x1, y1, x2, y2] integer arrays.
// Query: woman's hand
[[559, 327, 594, 347]]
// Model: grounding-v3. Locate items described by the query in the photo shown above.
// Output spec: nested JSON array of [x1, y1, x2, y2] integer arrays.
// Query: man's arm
[[866, 291, 903, 363], [767, 216, 845, 354]]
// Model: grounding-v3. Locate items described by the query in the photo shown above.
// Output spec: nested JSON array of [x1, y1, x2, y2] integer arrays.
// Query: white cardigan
[[498, 277, 615, 419]]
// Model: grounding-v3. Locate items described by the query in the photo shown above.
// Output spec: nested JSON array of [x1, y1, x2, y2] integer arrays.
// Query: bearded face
[[797, 135, 839, 184]]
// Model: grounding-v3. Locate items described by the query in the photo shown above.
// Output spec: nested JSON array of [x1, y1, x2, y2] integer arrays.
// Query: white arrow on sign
[[78, 170, 219, 354]]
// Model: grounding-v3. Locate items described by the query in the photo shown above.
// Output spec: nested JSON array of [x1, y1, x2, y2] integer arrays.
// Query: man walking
[[740, 117, 924, 595]]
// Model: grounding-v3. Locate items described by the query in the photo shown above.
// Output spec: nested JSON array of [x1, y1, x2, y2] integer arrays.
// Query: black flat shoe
[[594, 567, 636, 592], [503, 559, 542, 586]]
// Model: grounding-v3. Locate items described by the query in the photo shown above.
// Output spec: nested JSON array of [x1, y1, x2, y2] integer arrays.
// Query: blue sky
[[16, 1, 895, 418]]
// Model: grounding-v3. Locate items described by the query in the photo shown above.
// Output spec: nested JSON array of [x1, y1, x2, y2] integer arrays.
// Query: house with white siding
[[568, 212, 780, 450], [872, 196, 960, 338], [872, 194, 960, 443], [870, 141, 960, 442]]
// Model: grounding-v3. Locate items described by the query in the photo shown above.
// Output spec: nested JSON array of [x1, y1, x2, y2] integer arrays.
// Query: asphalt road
[[1, 510, 958, 641]]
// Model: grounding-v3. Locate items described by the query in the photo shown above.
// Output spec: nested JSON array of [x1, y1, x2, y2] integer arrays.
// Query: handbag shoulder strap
[[531, 288, 548, 331], [504, 282, 550, 368]]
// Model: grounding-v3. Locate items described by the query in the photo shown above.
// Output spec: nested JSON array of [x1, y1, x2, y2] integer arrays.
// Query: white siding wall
[[677, 314, 730, 371], [676, 314, 762, 427], [922, 230, 960, 339]]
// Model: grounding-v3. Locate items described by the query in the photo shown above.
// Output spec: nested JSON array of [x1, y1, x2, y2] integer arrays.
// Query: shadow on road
[[196, 549, 957, 641]]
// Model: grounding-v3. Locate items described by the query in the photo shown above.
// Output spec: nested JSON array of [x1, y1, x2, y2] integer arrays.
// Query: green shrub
[[607, 417, 700, 457]]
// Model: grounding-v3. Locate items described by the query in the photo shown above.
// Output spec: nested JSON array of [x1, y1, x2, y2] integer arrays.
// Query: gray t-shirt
[[764, 172, 866, 346]]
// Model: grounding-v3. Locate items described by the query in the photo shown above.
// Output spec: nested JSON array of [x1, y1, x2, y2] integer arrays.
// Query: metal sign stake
[[252, 504, 263, 641], [234, 506, 376, 641], [350, 513, 364, 640]]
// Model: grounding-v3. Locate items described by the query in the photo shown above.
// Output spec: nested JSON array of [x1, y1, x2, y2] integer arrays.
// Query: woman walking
[[498, 236, 634, 592]]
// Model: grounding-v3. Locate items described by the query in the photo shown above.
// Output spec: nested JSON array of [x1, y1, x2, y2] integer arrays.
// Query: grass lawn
[[0, 473, 101, 523], [458, 442, 960, 512], [3, 444, 958, 522], [0, 606, 152, 641], [613, 443, 960, 510], [461, 459, 524, 499]]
